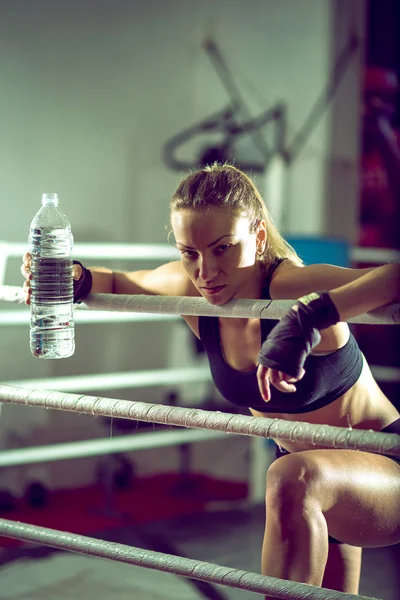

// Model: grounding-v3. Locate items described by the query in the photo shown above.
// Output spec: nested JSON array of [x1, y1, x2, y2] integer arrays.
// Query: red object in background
[[355, 66, 400, 411], [359, 66, 400, 250], [360, 134, 400, 248], [0, 473, 247, 549], [364, 66, 398, 96]]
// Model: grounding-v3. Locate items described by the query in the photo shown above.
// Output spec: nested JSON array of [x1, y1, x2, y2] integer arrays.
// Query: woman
[[22, 164, 400, 596]]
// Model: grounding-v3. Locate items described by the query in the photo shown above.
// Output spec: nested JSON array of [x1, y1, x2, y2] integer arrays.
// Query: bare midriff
[[250, 355, 400, 454]]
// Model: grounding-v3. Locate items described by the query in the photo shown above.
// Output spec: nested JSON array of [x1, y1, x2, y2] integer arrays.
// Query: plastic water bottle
[[29, 193, 75, 359]]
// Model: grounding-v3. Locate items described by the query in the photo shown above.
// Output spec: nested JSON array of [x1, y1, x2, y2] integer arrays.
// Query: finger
[[273, 380, 297, 393], [279, 369, 305, 383], [22, 252, 32, 275], [256, 365, 271, 402], [268, 369, 297, 393], [73, 263, 82, 280], [23, 280, 32, 297], [297, 368, 305, 381], [20, 263, 31, 279], [23, 280, 31, 305], [269, 369, 285, 385], [257, 369, 270, 401]]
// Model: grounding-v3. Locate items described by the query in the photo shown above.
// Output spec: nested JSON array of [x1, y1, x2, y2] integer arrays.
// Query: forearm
[[329, 263, 400, 322], [258, 263, 399, 384], [86, 267, 157, 295], [88, 267, 114, 293]]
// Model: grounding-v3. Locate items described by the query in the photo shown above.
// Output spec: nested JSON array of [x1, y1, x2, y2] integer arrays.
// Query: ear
[[256, 219, 267, 253]]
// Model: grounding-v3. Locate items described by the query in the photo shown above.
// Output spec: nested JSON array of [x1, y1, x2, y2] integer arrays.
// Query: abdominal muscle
[[250, 354, 400, 454]]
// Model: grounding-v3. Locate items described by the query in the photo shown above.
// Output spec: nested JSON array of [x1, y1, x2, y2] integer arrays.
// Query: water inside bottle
[[29, 226, 74, 359], [29, 226, 72, 258], [30, 257, 73, 303]]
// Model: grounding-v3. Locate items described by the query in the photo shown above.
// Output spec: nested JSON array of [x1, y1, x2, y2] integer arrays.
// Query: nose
[[198, 254, 219, 282]]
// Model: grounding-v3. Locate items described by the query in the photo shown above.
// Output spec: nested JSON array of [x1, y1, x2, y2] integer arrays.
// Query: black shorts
[[276, 418, 400, 544]]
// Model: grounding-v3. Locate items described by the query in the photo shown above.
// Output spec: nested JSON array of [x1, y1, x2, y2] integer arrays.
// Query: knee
[[265, 453, 327, 515]]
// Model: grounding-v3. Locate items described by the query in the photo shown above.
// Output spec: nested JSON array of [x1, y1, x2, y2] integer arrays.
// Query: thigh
[[269, 448, 400, 548]]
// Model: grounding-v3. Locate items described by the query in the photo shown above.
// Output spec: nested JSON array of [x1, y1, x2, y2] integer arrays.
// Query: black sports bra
[[198, 260, 363, 413]]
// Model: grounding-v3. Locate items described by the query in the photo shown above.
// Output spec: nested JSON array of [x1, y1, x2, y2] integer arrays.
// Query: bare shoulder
[[113, 260, 201, 337], [150, 261, 199, 296], [269, 259, 304, 299], [269, 259, 376, 300]]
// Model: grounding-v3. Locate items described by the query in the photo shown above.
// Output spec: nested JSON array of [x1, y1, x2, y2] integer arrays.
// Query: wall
[[0, 0, 363, 493], [325, 0, 366, 241]]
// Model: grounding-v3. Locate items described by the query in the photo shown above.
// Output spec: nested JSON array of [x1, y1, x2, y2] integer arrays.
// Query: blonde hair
[[169, 163, 303, 273]]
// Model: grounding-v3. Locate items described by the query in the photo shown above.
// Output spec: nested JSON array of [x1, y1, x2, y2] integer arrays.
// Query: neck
[[219, 262, 265, 328], [236, 261, 266, 301]]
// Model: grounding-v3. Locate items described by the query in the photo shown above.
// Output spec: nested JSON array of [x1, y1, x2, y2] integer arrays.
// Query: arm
[[272, 261, 400, 318], [329, 262, 400, 321], [257, 262, 400, 401], [269, 262, 390, 352], [87, 261, 196, 297], [22, 255, 196, 304], [270, 261, 378, 300]]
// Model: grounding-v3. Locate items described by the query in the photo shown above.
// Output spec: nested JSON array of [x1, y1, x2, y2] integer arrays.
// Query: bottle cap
[[41, 193, 59, 206]]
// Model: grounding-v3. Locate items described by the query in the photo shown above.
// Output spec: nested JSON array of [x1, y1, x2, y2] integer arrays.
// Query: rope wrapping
[[0, 385, 399, 457], [83, 293, 400, 325], [1, 285, 399, 324], [0, 519, 381, 600]]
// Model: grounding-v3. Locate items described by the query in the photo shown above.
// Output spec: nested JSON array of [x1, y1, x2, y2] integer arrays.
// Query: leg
[[322, 543, 362, 594], [262, 457, 330, 587], [262, 449, 400, 596]]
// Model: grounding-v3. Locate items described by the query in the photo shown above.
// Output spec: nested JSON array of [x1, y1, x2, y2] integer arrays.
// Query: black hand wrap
[[73, 260, 93, 303], [257, 292, 341, 379]]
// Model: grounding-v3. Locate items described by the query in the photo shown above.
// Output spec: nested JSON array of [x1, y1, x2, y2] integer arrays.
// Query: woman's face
[[171, 208, 266, 305]]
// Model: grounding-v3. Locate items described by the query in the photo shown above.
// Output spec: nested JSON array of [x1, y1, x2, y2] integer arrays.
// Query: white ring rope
[[4, 366, 212, 393], [83, 293, 400, 324], [0, 308, 178, 326], [1, 286, 399, 324], [0, 385, 399, 457], [0, 429, 227, 468], [0, 519, 380, 600]]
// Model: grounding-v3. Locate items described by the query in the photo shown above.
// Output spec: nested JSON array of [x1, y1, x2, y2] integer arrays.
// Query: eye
[[214, 244, 232, 255], [180, 250, 198, 260]]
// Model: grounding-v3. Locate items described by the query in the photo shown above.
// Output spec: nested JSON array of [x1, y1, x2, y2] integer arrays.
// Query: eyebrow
[[176, 234, 235, 250]]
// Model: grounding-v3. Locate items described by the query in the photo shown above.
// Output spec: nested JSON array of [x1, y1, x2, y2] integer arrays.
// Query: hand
[[256, 293, 339, 402], [257, 364, 305, 402], [21, 252, 83, 305]]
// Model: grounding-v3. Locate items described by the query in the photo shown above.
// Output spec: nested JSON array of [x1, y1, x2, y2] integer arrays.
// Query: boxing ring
[[0, 520, 386, 600], [0, 242, 399, 600], [0, 385, 399, 600]]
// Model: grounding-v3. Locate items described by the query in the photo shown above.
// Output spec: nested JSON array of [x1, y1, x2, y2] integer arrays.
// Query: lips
[[202, 285, 226, 295]]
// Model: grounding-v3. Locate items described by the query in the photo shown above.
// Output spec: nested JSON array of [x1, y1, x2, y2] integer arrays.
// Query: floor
[[1, 505, 399, 600]]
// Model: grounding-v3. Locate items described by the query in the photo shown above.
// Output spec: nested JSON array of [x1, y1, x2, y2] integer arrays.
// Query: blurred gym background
[[0, 1, 399, 598]]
